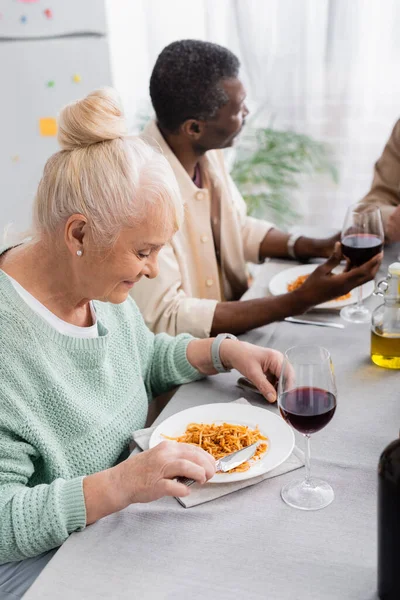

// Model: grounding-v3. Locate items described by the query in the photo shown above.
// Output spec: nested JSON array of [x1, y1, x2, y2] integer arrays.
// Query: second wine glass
[[340, 204, 384, 324]]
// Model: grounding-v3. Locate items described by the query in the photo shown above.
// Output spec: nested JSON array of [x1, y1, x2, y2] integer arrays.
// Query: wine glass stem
[[304, 434, 311, 484], [357, 283, 363, 308]]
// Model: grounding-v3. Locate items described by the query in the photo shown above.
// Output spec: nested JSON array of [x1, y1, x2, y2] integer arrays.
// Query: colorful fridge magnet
[[20, 15, 27, 23], [72, 73, 82, 83], [44, 8, 53, 19], [39, 117, 57, 137], [47, 80, 55, 88], [11, 155, 20, 163]]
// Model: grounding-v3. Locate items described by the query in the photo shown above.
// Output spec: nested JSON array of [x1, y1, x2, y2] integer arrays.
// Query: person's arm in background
[[210, 245, 382, 335], [210, 158, 382, 335], [359, 119, 400, 242], [132, 233, 382, 337], [131, 209, 382, 338], [129, 234, 340, 338]]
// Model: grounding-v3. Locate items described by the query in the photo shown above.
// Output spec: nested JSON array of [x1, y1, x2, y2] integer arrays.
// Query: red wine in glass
[[279, 386, 336, 435], [340, 206, 384, 323], [341, 233, 383, 266], [278, 346, 337, 510]]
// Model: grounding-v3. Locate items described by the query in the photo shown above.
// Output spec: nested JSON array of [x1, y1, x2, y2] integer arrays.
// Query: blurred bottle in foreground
[[378, 434, 400, 599], [371, 262, 400, 369]]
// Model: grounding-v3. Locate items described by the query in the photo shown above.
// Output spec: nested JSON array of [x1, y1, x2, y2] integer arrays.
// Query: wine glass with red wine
[[340, 204, 384, 323], [278, 345, 337, 510]]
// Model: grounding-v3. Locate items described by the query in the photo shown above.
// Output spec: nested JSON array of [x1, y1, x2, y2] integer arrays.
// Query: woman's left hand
[[220, 340, 284, 403]]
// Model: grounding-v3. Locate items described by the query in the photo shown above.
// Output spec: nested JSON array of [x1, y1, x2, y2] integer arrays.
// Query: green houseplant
[[231, 126, 338, 227]]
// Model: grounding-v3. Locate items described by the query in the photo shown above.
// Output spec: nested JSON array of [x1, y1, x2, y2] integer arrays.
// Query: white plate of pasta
[[149, 403, 295, 483], [268, 264, 375, 310]]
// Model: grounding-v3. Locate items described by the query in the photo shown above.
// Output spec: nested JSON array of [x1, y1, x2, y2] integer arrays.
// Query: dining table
[[24, 243, 400, 600]]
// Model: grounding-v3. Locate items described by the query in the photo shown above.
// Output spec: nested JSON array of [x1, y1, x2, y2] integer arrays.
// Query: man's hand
[[386, 205, 400, 242], [295, 242, 383, 306]]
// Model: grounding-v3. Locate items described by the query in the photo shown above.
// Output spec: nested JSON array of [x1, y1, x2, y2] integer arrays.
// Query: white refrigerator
[[0, 0, 112, 233]]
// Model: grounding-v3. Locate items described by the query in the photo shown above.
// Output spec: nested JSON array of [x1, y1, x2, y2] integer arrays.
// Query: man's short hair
[[150, 39, 240, 133]]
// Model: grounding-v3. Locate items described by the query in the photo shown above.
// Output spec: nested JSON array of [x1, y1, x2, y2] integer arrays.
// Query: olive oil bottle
[[371, 263, 400, 369]]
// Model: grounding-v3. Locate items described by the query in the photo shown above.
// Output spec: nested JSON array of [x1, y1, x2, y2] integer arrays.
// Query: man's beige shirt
[[359, 119, 400, 231], [131, 120, 274, 338]]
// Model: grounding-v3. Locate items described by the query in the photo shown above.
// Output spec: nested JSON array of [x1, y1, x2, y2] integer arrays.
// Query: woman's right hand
[[295, 242, 383, 307], [85, 441, 216, 525], [113, 441, 216, 505]]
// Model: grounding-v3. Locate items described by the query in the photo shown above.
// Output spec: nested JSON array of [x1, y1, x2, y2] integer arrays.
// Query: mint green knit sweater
[[0, 269, 202, 563]]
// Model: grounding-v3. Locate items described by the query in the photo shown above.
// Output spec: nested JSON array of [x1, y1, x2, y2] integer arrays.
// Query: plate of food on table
[[268, 263, 375, 310], [149, 403, 295, 483]]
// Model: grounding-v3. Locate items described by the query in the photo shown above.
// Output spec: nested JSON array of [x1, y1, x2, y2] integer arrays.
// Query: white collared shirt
[[131, 120, 274, 338]]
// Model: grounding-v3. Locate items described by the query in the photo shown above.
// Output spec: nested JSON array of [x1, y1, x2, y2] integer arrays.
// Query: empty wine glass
[[278, 345, 337, 510], [340, 204, 384, 324]]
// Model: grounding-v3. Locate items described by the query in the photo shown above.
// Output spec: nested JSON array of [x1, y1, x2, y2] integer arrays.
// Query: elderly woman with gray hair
[[0, 89, 284, 598]]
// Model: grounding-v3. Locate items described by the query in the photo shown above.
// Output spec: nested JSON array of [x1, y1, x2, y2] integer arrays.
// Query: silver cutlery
[[177, 442, 259, 487], [284, 316, 344, 329], [237, 376, 264, 396]]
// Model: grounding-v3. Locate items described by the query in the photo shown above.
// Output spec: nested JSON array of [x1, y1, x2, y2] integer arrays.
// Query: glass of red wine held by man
[[278, 345, 337, 511], [340, 204, 384, 323]]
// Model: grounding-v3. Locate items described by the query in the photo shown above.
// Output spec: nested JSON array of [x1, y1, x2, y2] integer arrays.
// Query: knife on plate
[[177, 442, 259, 487]]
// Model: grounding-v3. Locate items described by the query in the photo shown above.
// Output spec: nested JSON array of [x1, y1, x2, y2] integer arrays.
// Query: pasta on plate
[[164, 422, 268, 473], [287, 274, 351, 301]]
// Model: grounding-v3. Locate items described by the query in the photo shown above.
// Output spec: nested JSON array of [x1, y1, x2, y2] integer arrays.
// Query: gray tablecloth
[[24, 245, 400, 600]]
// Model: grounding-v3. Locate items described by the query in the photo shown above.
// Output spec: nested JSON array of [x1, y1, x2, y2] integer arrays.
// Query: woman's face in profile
[[74, 215, 174, 304]]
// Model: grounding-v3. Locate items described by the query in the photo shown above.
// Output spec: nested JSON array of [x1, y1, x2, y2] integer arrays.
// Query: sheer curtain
[[105, 0, 400, 229]]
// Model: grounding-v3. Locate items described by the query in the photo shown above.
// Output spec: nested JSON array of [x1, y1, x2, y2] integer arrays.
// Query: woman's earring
[[76, 249, 83, 257]]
